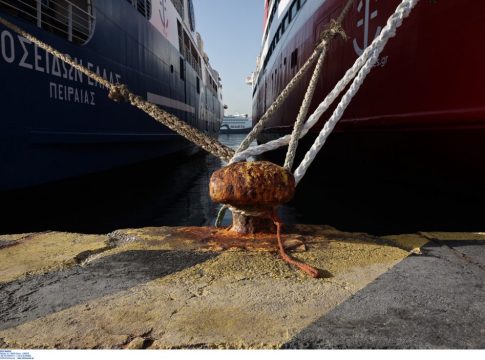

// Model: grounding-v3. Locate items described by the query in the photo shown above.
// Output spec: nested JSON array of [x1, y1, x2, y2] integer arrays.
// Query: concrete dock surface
[[0, 225, 484, 349]]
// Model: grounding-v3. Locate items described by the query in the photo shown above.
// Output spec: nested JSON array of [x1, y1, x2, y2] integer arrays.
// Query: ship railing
[[180, 43, 201, 77], [0, 0, 94, 44]]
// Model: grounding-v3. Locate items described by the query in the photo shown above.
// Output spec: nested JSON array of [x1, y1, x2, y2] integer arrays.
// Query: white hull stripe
[[147, 92, 195, 114]]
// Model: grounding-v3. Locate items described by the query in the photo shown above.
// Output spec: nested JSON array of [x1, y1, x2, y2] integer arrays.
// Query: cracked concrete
[[0, 226, 483, 348]]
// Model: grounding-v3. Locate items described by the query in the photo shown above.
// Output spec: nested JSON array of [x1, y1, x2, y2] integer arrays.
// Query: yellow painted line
[[419, 232, 485, 241], [0, 232, 109, 283], [0, 233, 35, 242], [382, 234, 429, 255]]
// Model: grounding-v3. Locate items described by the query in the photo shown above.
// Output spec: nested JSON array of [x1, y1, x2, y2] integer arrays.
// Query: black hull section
[[259, 127, 485, 234], [0, 1, 222, 190]]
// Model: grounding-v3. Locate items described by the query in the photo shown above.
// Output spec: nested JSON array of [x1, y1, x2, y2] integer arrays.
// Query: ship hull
[[252, 0, 485, 180], [0, 0, 222, 191]]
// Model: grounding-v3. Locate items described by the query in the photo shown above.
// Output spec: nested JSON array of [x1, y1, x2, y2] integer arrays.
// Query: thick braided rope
[[215, 4, 353, 225], [230, 43, 326, 161], [231, 0, 419, 165], [220, 32, 329, 223], [110, 86, 235, 161], [283, 46, 327, 170], [294, 0, 420, 184], [0, 15, 235, 162], [231, 0, 354, 163], [284, 0, 355, 171]]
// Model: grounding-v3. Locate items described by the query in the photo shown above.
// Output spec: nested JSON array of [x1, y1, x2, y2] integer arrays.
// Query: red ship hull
[[253, 0, 485, 182]]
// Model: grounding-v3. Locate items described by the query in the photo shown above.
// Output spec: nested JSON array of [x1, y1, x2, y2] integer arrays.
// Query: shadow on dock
[[0, 249, 217, 331]]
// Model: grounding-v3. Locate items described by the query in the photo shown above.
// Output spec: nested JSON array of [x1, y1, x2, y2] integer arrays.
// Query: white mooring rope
[[231, 0, 420, 185]]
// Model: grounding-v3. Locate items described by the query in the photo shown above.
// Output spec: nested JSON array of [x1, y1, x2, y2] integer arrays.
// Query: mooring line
[[230, 0, 421, 183], [218, 0, 356, 226], [0, 15, 235, 162], [272, 213, 319, 278], [293, 0, 420, 184], [230, 0, 355, 163], [284, 0, 355, 171]]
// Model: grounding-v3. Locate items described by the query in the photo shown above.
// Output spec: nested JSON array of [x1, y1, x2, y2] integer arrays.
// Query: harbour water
[[0, 134, 246, 234], [2, 133, 485, 236]]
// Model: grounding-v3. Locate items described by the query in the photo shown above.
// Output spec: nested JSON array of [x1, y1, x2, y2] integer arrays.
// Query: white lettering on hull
[[0, 29, 122, 106], [18, 35, 33, 69], [49, 82, 96, 105], [1, 30, 14, 63]]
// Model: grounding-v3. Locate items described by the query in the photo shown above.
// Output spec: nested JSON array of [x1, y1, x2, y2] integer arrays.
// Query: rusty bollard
[[210, 161, 294, 234], [209, 161, 319, 278]]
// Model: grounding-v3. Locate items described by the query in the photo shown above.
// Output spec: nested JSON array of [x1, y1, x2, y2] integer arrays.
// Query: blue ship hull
[[0, 0, 222, 191]]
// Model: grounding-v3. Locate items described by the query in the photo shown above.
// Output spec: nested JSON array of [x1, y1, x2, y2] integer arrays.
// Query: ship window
[[291, 48, 298, 68], [190, 41, 202, 76], [289, 1, 297, 22], [179, 57, 185, 80], [265, 0, 280, 41], [0, 0, 95, 44], [281, 14, 288, 34], [284, 57, 287, 66], [196, 77, 200, 94], [177, 20, 183, 51], [170, 64, 174, 73]]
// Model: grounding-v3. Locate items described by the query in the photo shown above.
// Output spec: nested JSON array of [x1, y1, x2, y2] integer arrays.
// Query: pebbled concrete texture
[[0, 226, 483, 349], [0, 232, 110, 283]]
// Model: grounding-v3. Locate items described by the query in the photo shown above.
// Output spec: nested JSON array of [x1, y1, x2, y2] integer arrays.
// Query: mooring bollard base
[[230, 212, 276, 235]]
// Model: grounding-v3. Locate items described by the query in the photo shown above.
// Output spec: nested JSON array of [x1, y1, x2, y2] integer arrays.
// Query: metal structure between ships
[[0, 0, 224, 191]]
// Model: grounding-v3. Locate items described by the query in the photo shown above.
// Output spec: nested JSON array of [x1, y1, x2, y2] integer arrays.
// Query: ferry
[[0, 0, 224, 191], [220, 114, 252, 134], [251, 0, 485, 183]]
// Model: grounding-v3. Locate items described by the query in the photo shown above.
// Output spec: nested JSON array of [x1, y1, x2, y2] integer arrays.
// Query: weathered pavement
[[0, 226, 484, 349]]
